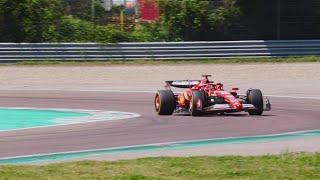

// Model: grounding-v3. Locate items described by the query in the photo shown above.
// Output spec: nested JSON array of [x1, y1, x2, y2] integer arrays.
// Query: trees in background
[[2, 0, 318, 42], [0, 0, 62, 42], [0, 0, 273, 43], [158, 0, 241, 41]]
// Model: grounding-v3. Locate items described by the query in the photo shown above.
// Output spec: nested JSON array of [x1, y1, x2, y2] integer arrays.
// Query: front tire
[[247, 89, 264, 115], [190, 91, 205, 116], [155, 90, 175, 115]]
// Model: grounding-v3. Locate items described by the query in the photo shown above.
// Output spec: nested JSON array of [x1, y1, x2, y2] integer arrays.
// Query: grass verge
[[4, 56, 320, 66], [0, 153, 319, 179]]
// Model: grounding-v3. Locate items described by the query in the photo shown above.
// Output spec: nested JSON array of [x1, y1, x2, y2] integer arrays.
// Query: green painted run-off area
[[0, 108, 89, 131]]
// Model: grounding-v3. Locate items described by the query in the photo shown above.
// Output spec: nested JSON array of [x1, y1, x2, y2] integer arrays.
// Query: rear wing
[[166, 80, 200, 88]]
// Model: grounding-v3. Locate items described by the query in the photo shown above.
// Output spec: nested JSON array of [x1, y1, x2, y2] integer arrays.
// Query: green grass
[[0, 153, 319, 179], [3, 56, 320, 66]]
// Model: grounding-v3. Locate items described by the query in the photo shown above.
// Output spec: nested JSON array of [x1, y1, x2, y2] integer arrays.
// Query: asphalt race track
[[0, 90, 319, 158]]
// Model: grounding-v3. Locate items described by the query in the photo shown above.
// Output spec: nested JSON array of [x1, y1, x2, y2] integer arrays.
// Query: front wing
[[204, 97, 271, 112]]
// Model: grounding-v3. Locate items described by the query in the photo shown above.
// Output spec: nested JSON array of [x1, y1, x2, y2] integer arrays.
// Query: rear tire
[[247, 89, 264, 115], [155, 90, 175, 115], [190, 91, 205, 116]]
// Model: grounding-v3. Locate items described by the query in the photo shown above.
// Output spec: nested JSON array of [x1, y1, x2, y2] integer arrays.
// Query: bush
[[57, 16, 135, 43], [132, 22, 170, 42]]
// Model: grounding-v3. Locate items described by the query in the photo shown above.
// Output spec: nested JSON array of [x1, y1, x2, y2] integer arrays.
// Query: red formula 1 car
[[155, 75, 271, 116]]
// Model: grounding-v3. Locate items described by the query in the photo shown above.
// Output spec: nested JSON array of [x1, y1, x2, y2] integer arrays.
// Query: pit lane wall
[[0, 40, 320, 61]]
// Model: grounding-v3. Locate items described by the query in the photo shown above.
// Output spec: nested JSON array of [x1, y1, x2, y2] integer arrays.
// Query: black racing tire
[[247, 89, 264, 115], [190, 91, 205, 116], [155, 90, 175, 115]]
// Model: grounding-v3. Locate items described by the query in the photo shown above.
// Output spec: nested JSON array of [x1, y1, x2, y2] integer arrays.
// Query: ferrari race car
[[155, 75, 271, 116]]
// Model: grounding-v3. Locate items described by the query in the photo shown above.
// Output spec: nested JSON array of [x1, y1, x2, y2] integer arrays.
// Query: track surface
[[0, 90, 319, 158]]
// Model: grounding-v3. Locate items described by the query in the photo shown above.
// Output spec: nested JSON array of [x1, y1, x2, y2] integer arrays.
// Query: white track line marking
[[0, 128, 319, 162]]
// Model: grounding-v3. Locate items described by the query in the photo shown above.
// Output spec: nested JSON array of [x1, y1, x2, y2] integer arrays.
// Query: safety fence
[[0, 40, 319, 61]]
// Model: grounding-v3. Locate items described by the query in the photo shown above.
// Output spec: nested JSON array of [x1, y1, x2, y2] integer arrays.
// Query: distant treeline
[[0, 0, 320, 43]]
